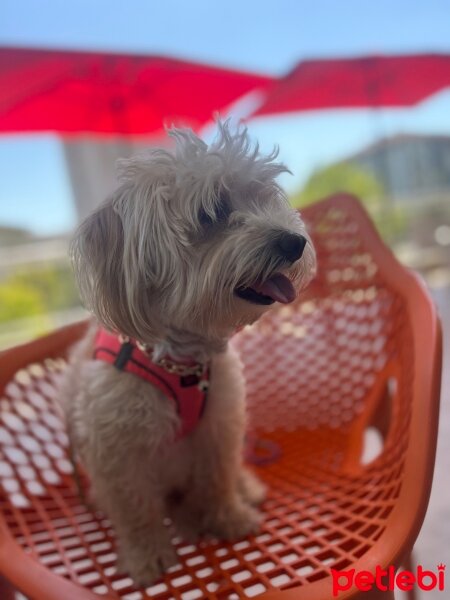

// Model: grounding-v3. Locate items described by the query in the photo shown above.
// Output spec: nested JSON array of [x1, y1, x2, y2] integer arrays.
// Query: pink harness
[[93, 329, 209, 439]]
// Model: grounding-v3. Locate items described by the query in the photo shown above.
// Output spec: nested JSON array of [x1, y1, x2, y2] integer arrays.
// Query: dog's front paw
[[118, 540, 178, 587], [205, 500, 262, 540]]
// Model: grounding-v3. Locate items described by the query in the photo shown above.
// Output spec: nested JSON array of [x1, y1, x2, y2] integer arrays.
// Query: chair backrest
[[233, 193, 442, 593]]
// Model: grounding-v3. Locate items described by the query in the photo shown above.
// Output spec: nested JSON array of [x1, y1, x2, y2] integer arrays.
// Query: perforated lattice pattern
[[0, 197, 415, 599]]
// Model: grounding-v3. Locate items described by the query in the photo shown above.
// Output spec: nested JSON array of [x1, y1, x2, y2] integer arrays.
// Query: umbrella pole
[[366, 64, 392, 233]]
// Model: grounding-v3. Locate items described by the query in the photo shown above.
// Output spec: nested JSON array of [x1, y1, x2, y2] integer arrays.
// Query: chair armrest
[[0, 519, 115, 600], [0, 319, 89, 395]]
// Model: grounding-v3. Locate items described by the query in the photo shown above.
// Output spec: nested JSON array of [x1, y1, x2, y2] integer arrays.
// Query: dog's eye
[[198, 191, 231, 227]]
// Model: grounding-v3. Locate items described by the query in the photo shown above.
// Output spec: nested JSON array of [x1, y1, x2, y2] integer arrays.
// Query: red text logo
[[331, 564, 445, 596]]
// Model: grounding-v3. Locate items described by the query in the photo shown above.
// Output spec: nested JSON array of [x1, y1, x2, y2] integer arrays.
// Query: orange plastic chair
[[0, 194, 442, 600]]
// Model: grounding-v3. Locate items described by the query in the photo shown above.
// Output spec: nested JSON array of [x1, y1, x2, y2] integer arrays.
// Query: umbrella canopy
[[0, 46, 274, 135], [252, 54, 450, 116]]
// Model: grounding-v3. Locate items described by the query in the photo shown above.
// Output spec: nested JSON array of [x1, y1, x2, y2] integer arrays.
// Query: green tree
[[0, 263, 80, 324], [0, 279, 45, 323], [291, 162, 408, 243], [293, 162, 383, 210], [12, 264, 79, 312]]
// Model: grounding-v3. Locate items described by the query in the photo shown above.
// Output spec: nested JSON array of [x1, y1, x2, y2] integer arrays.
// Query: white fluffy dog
[[61, 122, 316, 585]]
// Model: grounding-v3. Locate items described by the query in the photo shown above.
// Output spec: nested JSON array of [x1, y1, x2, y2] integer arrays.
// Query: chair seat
[[0, 195, 442, 600]]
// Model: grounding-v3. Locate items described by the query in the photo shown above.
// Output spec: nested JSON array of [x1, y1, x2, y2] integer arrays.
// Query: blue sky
[[1, 0, 450, 235]]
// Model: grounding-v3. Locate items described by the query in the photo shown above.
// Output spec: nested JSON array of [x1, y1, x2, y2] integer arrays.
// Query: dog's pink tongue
[[254, 274, 296, 304]]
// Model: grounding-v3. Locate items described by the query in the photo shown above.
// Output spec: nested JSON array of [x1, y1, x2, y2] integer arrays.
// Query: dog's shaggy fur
[[61, 122, 316, 585]]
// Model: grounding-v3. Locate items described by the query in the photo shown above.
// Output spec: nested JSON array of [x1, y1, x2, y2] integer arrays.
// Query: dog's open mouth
[[235, 273, 296, 305]]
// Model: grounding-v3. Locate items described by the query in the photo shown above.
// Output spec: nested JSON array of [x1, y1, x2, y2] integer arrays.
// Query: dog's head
[[71, 122, 316, 344]]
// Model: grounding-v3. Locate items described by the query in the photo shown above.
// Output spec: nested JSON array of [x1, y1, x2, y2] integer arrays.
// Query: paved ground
[[412, 285, 450, 599]]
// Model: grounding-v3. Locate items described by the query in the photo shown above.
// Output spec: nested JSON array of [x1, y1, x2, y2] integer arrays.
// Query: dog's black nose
[[277, 232, 307, 263]]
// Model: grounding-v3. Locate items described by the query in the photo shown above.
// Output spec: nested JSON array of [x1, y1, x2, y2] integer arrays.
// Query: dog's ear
[[70, 196, 165, 342]]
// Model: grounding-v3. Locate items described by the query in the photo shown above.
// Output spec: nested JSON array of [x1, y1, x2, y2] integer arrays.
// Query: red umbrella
[[0, 46, 274, 135], [252, 54, 450, 116]]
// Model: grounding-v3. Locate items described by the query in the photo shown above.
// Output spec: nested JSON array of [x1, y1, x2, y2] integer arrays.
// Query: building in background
[[344, 133, 450, 206]]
